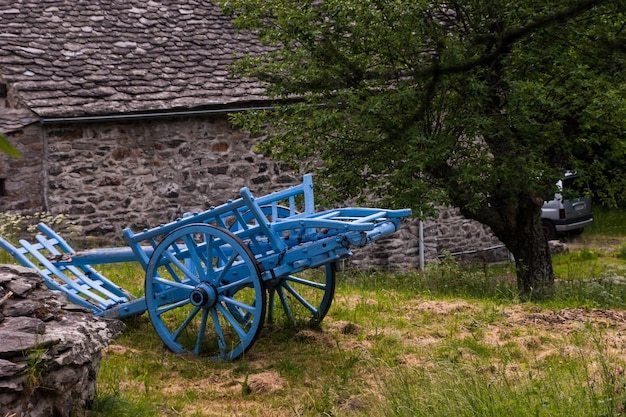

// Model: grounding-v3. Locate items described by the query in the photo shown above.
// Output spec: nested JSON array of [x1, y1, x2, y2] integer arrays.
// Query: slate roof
[[0, 1, 268, 119], [0, 108, 39, 133]]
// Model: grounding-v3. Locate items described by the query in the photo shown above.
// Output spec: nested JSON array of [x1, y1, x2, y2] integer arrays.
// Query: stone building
[[0, 1, 506, 268]]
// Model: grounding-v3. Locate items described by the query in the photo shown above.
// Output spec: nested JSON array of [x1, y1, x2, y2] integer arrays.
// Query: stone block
[[0, 264, 125, 417]]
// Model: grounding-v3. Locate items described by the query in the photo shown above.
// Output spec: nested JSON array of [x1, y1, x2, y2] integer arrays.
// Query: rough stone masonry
[[0, 264, 124, 417]]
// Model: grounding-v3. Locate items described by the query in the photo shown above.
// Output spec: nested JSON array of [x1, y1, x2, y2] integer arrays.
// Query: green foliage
[[586, 206, 626, 238], [222, 0, 626, 212], [618, 244, 626, 260], [221, 0, 626, 293], [0, 132, 21, 158]]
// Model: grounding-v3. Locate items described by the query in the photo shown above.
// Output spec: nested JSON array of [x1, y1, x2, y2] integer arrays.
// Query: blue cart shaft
[[52, 246, 154, 266]]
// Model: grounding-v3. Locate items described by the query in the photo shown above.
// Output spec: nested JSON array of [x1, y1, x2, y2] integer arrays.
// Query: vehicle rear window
[[562, 176, 589, 198]]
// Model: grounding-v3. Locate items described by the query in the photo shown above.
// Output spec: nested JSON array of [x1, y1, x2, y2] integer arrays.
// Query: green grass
[[583, 205, 626, 240], [4, 207, 626, 416], [373, 344, 626, 417], [549, 205, 626, 309], [83, 258, 626, 416], [81, 206, 626, 416], [80, 265, 626, 417]]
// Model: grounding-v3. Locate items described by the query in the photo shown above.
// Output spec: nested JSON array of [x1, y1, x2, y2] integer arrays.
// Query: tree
[[220, 0, 626, 298]]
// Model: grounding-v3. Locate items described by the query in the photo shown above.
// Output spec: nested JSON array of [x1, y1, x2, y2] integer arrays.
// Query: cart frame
[[0, 174, 411, 359]]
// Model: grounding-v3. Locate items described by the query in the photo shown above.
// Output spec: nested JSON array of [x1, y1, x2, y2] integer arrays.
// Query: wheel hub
[[190, 283, 217, 307]]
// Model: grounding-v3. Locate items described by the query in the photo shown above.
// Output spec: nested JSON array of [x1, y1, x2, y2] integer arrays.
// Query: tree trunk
[[509, 217, 555, 299], [499, 202, 555, 299], [464, 197, 555, 299]]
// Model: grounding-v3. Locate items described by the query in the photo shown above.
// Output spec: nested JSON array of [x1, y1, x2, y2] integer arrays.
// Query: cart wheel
[[266, 262, 336, 326], [145, 223, 265, 360]]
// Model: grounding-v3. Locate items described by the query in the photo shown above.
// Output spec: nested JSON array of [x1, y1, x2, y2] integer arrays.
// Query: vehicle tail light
[[559, 208, 566, 219]]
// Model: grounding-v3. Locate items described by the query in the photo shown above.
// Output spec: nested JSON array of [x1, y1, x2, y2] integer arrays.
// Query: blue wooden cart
[[0, 174, 411, 360]]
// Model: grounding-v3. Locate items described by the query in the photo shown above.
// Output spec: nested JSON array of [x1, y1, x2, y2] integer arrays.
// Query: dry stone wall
[[351, 209, 510, 270], [0, 264, 124, 417], [35, 116, 438, 268]]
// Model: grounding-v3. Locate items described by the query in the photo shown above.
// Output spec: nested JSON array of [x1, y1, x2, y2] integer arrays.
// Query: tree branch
[[430, 0, 612, 76]]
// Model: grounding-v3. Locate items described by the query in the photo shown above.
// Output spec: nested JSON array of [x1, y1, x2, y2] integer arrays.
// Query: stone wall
[[435, 208, 510, 263], [350, 209, 510, 270], [0, 122, 45, 211], [0, 114, 509, 268], [42, 116, 299, 241], [349, 217, 437, 270], [0, 264, 124, 417]]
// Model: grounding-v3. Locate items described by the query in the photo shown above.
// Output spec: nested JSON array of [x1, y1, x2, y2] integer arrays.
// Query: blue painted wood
[[144, 223, 265, 360], [0, 236, 98, 311], [0, 174, 412, 358]]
